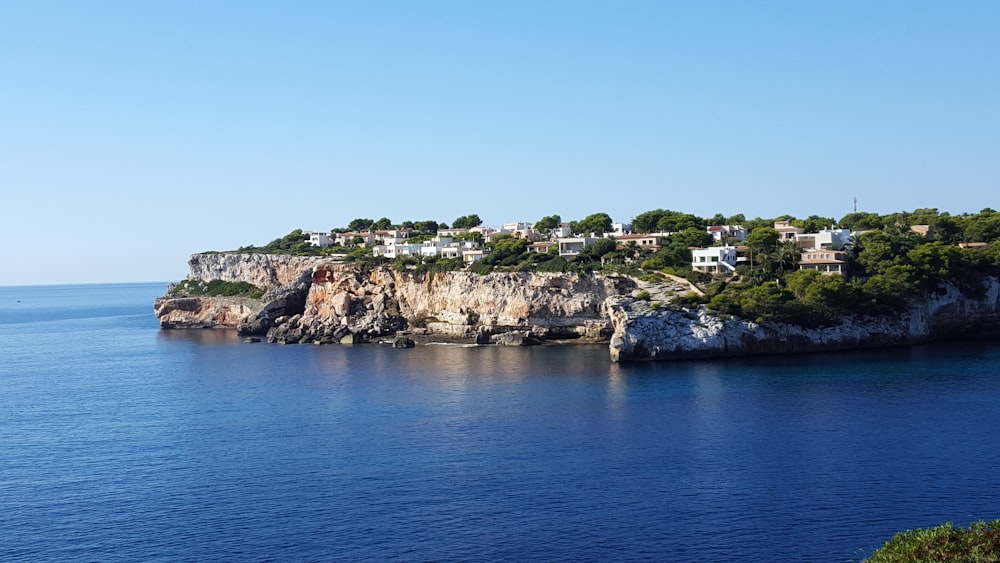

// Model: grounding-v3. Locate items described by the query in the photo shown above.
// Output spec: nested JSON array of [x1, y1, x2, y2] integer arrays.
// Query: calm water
[[2, 283, 1000, 561]]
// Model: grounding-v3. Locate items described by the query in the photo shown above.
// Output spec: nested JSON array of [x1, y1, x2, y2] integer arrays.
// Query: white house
[[615, 234, 660, 250], [610, 222, 632, 236], [462, 249, 486, 265], [334, 230, 376, 247], [797, 227, 852, 251], [304, 231, 333, 247], [798, 249, 848, 275], [372, 243, 422, 259], [419, 236, 481, 259], [706, 225, 748, 242], [691, 246, 740, 274], [774, 220, 804, 241], [558, 237, 597, 257], [437, 227, 470, 238], [550, 223, 573, 238]]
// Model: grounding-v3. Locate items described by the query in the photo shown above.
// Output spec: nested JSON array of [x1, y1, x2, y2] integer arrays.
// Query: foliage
[[170, 279, 263, 299], [635, 289, 651, 301], [451, 214, 483, 229], [576, 212, 614, 236], [534, 214, 562, 231], [867, 520, 1000, 562], [792, 215, 837, 233], [632, 208, 706, 233], [347, 218, 374, 231]]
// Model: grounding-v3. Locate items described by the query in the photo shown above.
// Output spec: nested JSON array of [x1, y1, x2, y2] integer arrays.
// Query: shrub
[[170, 279, 263, 298], [635, 290, 651, 301], [867, 519, 1000, 562]]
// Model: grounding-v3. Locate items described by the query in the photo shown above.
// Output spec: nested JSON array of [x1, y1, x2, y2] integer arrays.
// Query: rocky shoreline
[[155, 253, 1000, 362]]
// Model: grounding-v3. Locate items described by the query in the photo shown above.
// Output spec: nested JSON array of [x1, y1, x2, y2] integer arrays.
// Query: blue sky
[[1, 1, 997, 285]]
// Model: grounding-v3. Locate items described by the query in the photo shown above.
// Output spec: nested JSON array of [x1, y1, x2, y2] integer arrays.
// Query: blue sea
[[2, 283, 1000, 561]]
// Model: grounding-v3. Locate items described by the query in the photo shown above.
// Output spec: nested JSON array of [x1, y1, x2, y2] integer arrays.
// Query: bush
[[170, 279, 263, 298], [635, 290, 651, 301], [867, 520, 1000, 562]]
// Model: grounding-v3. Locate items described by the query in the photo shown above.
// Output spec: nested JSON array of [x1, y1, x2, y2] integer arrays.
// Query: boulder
[[392, 336, 415, 349], [238, 269, 314, 336]]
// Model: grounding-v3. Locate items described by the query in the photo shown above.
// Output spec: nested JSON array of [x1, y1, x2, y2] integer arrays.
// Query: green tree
[[348, 218, 374, 231], [655, 211, 704, 233], [534, 214, 562, 231], [581, 237, 617, 260], [372, 217, 393, 230], [793, 215, 836, 233], [413, 220, 440, 234], [577, 212, 613, 235], [669, 227, 713, 249], [451, 214, 483, 229], [838, 211, 883, 231], [632, 209, 669, 233]]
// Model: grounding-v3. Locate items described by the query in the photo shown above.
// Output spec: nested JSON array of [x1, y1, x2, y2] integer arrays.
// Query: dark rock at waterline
[[392, 336, 415, 349], [238, 269, 314, 336]]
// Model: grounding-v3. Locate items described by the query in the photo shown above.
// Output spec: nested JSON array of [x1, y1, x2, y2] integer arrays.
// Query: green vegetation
[[867, 520, 1000, 562], [170, 279, 264, 299]]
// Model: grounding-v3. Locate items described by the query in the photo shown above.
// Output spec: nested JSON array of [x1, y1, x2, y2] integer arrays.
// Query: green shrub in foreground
[[867, 520, 1000, 562]]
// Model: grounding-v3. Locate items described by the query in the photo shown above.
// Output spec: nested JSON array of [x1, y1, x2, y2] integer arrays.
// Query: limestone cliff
[[154, 295, 261, 329], [187, 253, 329, 288], [607, 277, 1000, 361], [155, 253, 1000, 361], [265, 263, 637, 344], [154, 253, 639, 343]]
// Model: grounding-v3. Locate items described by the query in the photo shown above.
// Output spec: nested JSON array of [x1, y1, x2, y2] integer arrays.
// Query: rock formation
[[607, 277, 1000, 361], [155, 253, 639, 345], [155, 252, 1000, 361]]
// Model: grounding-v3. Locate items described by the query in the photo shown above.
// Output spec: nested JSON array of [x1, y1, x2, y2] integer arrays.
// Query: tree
[[655, 211, 703, 233], [747, 227, 780, 271], [794, 215, 836, 233], [348, 218, 374, 231], [451, 214, 483, 229], [838, 212, 883, 231], [372, 217, 392, 230], [534, 214, 562, 231], [577, 212, 613, 236], [669, 227, 713, 249], [632, 209, 669, 233], [581, 237, 616, 260], [413, 220, 439, 234], [774, 239, 802, 274]]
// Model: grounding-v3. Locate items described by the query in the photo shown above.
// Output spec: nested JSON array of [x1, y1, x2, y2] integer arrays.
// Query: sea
[[2, 282, 999, 562]]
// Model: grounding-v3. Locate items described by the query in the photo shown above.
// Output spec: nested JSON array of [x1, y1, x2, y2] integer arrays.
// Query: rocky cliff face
[[607, 278, 1000, 361], [265, 263, 637, 344], [154, 295, 261, 329], [187, 253, 330, 289], [156, 253, 1000, 361], [155, 253, 638, 343]]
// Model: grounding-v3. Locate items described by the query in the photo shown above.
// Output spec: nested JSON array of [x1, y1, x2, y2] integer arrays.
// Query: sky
[[1, 1, 997, 285]]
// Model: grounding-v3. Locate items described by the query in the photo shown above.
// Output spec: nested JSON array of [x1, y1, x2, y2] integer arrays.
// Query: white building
[[795, 227, 852, 251], [610, 222, 632, 236], [706, 225, 748, 242], [372, 243, 422, 259], [798, 249, 848, 275], [691, 246, 741, 274], [557, 237, 597, 257], [305, 231, 333, 247]]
